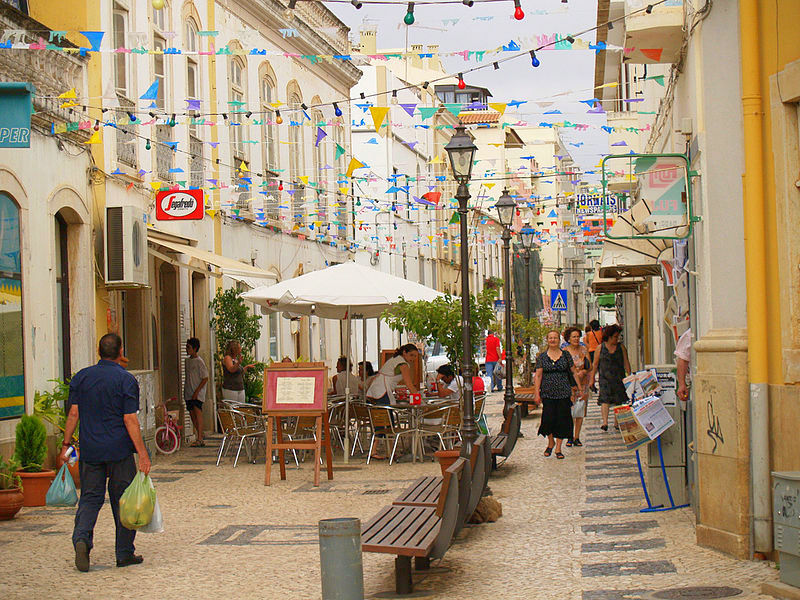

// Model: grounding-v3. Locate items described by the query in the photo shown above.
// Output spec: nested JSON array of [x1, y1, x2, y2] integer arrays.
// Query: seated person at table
[[358, 361, 376, 390], [436, 364, 464, 399], [366, 344, 420, 405], [331, 356, 362, 396]]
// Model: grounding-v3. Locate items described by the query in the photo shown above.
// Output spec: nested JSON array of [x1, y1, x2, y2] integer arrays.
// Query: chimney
[[410, 44, 423, 69], [427, 45, 441, 72], [359, 29, 377, 55]]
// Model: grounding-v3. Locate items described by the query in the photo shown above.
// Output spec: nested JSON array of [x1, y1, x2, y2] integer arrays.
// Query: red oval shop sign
[[155, 190, 204, 221]]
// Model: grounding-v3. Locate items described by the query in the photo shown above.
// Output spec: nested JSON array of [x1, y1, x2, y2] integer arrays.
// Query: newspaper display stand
[[615, 387, 689, 513], [263, 362, 333, 487]]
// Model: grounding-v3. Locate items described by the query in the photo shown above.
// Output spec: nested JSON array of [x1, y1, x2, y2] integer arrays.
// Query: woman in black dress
[[533, 330, 584, 459], [588, 324, 631, 431]]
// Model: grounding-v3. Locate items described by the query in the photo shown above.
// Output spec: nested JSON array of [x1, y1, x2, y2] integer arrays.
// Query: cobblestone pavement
[[0, 393, 779, 599]]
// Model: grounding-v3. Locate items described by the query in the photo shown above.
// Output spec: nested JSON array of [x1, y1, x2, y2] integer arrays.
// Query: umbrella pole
[[344, 310, 351, 464], [362, 318, 368, 399]]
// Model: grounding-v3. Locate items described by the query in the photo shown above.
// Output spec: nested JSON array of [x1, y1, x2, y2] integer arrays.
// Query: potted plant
[[0, 455, 23, 520], [13, 415, 55, 507], [34, 379, 80, 486]]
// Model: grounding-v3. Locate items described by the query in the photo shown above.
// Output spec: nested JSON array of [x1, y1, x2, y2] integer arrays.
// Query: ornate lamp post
[[494, 189, 517, 418], [519, 226, 535, 321], [554, 267, 564, 327], [572, 278, 581, 326], [444, 125, 479, 457]]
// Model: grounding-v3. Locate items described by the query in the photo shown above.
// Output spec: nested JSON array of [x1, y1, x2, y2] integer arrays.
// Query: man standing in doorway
[[60, 333, 151, 572], [484, 329, 503, 392], [185, 337, 209, 447]]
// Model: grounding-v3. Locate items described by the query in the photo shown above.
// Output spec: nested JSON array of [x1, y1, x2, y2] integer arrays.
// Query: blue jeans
[[72, 454, 137, 560], [485, 361, 502, 391]]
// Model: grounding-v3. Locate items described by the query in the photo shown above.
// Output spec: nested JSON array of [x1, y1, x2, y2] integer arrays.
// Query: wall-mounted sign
[[575, 193, 623, 215], [155, 189, 204, 221], [0, 82, 34, 149]]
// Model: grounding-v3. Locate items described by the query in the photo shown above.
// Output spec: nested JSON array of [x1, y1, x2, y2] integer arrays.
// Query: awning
[[598, 199, 674, 278], [592, 276, 645, 294], [147, 237, 277, 285]]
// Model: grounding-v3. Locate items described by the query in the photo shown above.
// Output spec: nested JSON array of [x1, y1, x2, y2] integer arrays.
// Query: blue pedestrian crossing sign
[[550, 289, 568, 312]]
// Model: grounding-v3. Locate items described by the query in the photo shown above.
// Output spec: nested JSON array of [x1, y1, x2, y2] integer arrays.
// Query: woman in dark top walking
[[533, 330, 584, 459], [588, 324, 631, 431]]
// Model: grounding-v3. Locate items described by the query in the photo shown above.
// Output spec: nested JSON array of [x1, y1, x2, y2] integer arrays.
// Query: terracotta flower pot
[[434, 449, 461, 477], [16, 470, 56, 507], [0, 487, 24, 520]]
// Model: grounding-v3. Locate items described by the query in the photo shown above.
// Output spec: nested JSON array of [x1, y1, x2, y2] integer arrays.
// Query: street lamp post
[[494, 190, 517, 419], [445, 125, 479, 458], [519, 226, 535, 387], [572, 278, 581, 326], [554, 267, 564, 327]]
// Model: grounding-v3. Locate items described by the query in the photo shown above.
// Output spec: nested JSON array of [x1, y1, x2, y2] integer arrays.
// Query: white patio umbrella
[[242, 261, 444, 461]]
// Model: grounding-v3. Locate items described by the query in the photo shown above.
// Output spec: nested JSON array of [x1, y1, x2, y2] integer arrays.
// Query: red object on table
[[410, 393, 422, 405]]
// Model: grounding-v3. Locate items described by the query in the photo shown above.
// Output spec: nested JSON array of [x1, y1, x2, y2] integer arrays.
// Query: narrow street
[[0, 393, 777, 599]]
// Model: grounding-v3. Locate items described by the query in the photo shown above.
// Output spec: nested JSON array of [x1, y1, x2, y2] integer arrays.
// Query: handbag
[[571, 399, 586, 418]]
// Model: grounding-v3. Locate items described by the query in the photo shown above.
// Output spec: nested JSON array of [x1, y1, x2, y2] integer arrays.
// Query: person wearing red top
[[484, 330, 503, 392]]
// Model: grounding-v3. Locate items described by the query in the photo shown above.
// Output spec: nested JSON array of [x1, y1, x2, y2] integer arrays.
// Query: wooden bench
[[362, 458, 466, 595], [515, 391, 539, 417], [490, 405, 521, 469]]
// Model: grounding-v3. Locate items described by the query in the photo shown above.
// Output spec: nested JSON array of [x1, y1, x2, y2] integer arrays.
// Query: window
[[311, 110, 326, 227], [185, 19, 202, 187], [55, 214, 71, 380], [260, 74, 278, 173], [113, 6, 128, 96], [230, 58, 247, 163], [0, 193, 24, 419], [152, 2, 167, 30], [154, 35, 166, 111], [153, 36, 173, 180], [333, 125, 348, 239], [288, 92, 304, 224]]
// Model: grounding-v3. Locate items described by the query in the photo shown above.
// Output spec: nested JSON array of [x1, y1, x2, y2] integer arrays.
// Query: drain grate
[[362, 489, 391, 495], [650, 587, 743, 599]]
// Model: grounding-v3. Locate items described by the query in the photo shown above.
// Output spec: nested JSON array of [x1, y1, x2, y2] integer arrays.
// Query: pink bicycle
[[155, 399, 182, 454]]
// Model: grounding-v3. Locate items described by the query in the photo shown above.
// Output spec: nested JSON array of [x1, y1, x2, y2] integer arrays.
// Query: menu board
[[263, 364, 327, 412], [275, 377, 316, 405]]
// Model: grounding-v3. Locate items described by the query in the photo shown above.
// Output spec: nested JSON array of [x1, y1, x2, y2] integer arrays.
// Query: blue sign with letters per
[[550, 289, 568, 312], [0, 83, 34, 149]]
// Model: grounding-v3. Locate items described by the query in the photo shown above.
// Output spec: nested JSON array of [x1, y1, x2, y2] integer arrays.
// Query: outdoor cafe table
[[392, 396, 449, 463]]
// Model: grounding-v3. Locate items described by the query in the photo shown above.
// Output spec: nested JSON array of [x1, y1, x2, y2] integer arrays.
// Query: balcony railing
[[624, 0, 684, 64]]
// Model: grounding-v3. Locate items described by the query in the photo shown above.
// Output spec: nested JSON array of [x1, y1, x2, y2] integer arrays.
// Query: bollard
[[319, 517, 364, 600]]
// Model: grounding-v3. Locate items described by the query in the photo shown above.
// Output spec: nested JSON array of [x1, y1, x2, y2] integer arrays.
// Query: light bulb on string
[[333, 102, 343, 117], [493, 62, 500, 70], [529, 50, 540, 67], [462, 0, 474, 5], [513, 0, 524, 20], [152, 0, 165, 9], [145, 139, 151, 150], [278, 181, 283, 191], [275, 110, 283, 124], [457, 74, 466, 90], [93, 120, 100, 131], [127, 112, 136, 122], [169, 113, 176, 127], [404, 2, 415, 26], [391, 90, 398, 105]]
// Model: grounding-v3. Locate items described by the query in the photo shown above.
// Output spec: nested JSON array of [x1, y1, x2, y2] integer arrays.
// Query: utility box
[[643, 364, 687, 507], [773, 471, 800, 588]]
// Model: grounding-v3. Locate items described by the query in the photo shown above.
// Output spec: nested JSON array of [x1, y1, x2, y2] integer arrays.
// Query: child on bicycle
[[184, 337, 209, 447]]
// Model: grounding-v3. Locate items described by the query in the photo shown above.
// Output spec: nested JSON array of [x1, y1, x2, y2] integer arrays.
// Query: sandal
[[565, 440, 573, 447], [573, 439, 583, 447], [543, 447, 553, 457], [555, 452, 565, 459], [600, 424, 608, 431]]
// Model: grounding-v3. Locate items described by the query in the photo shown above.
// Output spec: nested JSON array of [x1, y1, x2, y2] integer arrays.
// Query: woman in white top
[[366, 344, 420, 405]]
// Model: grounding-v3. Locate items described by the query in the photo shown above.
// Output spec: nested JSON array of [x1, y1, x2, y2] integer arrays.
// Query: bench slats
[[361, 505, 441, 557], [490, 434, 507, 454], [393, 476, 442, 507]]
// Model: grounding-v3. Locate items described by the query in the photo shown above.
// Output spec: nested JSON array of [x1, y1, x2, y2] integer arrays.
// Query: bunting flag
[[298, 175, 309, 185], [79, 31, 104, 52], [442, 103, 462, 116], [448, 212, 460, 225], [83, 130, 101, 144], [315, 127, 327, 147], [369, 106, 389, 132], [334, 143, 346, 161], [488, 102, 507, 115], [58, 88, 78, 108], [399, 103, 417, 117], [139, 79, 160, 101], [346, 158, 365, 178], [418, 107, 439, 121], [640, 48, 663, 61], [420, 191, 441, 206]]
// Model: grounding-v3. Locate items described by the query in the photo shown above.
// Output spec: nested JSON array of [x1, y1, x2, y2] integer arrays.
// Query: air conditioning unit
[[105, 205, 149, 288]]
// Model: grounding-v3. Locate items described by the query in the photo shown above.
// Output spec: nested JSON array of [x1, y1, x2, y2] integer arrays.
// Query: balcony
[[624, 0, 684, 64]]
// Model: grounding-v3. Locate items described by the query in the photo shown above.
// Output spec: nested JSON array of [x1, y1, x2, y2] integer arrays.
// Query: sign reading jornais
[[155, 190, 204, 221]]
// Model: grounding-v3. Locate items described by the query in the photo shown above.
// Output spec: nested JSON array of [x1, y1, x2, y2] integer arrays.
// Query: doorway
[[158, 262, 180, 404], [54, 213, 71, 379]]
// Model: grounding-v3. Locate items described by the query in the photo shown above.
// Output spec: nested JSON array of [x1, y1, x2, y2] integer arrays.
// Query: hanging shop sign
[[575, 193, 623, 215], [0, 83, 34, 149], [155, 189, 204, 221]]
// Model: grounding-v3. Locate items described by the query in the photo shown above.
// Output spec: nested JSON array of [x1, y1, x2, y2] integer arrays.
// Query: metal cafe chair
[[227, 408, 266, 467], [366, 405, 413, 465], [417, 403, 457, 456]]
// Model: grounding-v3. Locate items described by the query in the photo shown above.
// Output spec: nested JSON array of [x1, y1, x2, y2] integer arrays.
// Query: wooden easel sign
[[263, 363, 333, 487]]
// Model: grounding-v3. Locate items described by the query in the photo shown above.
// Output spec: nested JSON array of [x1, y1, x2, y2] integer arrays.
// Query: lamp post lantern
[[494, 189, 517, 418], [445, 125, 479, 457], [572, 278, 581, 326], [553, 267, 564, 327]]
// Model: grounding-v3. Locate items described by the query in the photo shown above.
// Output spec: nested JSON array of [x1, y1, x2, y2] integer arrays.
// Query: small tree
[[209, 288, 264, 400], [384, 286, 499, 370], [13, 415, 48, 472]]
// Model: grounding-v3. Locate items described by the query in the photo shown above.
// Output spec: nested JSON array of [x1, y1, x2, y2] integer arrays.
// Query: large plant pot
[[0, 488, 24, 520], [16, 470, 56, 507], [434, 449, 461, 477]]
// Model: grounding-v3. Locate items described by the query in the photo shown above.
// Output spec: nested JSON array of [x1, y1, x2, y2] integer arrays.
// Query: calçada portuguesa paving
[[0, 394, 779, 599]]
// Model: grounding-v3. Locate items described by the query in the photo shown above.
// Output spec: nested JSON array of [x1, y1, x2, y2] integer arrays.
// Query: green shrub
[[0, 455, 21, 490], [13, 415, 48, 472]]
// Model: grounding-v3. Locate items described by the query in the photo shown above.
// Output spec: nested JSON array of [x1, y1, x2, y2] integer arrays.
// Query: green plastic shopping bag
[[119, 472, 156, 530], [45, 463, 78, 507]]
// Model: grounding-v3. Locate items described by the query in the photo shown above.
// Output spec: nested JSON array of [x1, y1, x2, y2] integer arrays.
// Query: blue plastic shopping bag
[[46, 463, 78, 507]]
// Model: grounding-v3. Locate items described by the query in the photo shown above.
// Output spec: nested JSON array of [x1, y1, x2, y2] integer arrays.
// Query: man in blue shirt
[[60, 333, 151, 573]]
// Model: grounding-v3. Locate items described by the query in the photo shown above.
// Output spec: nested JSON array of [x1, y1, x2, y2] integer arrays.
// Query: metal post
[[318, 518, 364, 600], [574, 291, 578, 326], [523, 249, 531, 385], [501, 228, 516, 418], [456, 182, 477, 457]]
